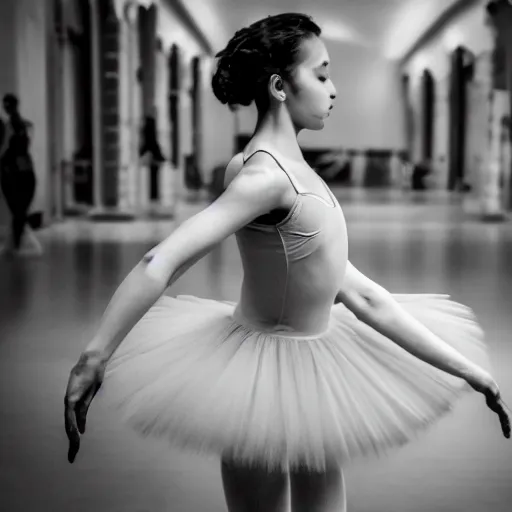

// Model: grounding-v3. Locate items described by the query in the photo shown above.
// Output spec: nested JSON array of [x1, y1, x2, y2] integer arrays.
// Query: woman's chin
[[312, 119, 325, 131], [298, 117, 326, 131]]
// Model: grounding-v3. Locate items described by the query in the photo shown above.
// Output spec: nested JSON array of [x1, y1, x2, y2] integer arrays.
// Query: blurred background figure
[[139, 109, 165, 208], [0, 93, 42, 257]]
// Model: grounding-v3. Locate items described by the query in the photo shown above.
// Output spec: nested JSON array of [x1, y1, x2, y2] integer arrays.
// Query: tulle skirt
[[102, 294, 491, 472]]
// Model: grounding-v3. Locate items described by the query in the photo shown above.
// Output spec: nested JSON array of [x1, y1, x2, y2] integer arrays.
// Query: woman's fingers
[[64, 369, 93, 461], [486, 393, 511, 439], [497, 398, 511, 439], [64, 352, 107, 463], [64, 394, 81, 463], [76, 381, 102, 435]]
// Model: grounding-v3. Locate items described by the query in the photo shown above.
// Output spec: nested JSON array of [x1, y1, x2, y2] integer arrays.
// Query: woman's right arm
[[83, 160, 289, 363]]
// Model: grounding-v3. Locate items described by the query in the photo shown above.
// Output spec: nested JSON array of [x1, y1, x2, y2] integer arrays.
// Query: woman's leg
[[10, 170, 36, 248], [1, 168, 19, 248], [289, 464, 347, 512], [221, 458, 289, 512]]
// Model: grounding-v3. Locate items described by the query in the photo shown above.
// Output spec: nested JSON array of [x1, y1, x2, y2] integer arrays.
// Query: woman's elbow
[[360, 289, 400, 325], [365, 285, 393, 310], [339, 286, 393, 321], [140, 251, 175, 286]]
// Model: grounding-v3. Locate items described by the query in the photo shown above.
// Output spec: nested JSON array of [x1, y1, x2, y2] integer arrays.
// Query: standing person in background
[[139, 109, 165, 207], [0, 93, 42, 257]]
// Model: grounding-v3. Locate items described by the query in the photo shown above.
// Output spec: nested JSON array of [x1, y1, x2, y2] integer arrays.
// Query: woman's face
[[283, 36, 337, 131]]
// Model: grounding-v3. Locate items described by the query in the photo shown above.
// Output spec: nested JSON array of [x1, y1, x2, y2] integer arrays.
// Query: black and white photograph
[[1, 1, 512, 511]]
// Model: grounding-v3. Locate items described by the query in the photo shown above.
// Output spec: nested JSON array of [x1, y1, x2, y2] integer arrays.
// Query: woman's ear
[[269, 74, 286, 102]]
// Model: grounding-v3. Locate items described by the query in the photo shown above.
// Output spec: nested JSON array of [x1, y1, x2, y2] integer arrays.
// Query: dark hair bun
[[212, 47, 268, 107], [211, 13, 321, 108]]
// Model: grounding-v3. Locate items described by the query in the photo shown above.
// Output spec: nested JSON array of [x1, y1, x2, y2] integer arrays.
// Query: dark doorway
[[448, 46, 475, 190], [186, 56, 203, 190], [421, 69, 435, 162], [401, 73, 413, 161], [168, 44, 181, 170], [191, 57, 201, 170]]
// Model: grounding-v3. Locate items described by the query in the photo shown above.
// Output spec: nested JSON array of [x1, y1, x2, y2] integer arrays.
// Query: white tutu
[[102, 294, 491, 472]]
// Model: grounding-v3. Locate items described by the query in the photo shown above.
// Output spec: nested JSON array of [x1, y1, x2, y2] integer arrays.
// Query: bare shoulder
[[223, 152, 245, 189], [224, 151, 291, 198], [221, 157, 289, 215]]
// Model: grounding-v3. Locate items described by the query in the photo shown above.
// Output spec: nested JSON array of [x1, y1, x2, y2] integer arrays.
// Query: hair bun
[[212, 47, 267, 107]]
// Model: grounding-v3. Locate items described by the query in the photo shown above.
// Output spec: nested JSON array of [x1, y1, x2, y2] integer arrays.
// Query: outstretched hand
[[467, 372, 511, 439], [482, 388, 511, 439], [64, 351, 106, 463]]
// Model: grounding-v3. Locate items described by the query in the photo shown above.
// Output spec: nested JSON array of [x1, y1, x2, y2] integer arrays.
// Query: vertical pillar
[[421, 70, 435, 162], [99, 0, 120, 209], [401, 74, 413, 163], [434, 71, 451, 190], [128, 4, 142, 178], [73, 0, 94, 208], [138, 4, 157, 117], [154, 41, 176, 216], [191, 56, 202, 178], [155, 41, 171, 159], [486, 0, 512, 211], [119, 0, 140, 212], [169, 44, 181, 171], [447, 47, 467, 191], [61, 27, 79, 215], [117, 5, 129, 211], [51, 0, 66, 220], [183, 54, 202, 195], [88, 0, 103, 213], [410, 74, 423, 165], [89, 0, 133, 220]]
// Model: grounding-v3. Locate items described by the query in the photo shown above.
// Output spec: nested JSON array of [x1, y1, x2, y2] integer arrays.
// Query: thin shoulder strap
[[243, 149, 304, 194]]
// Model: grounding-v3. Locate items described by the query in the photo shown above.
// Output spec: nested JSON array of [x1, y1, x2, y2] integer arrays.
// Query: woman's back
[[226, 149, 349, 336]]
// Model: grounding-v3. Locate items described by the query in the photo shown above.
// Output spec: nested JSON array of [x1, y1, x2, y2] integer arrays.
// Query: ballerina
[[65, 13, 510, 512]]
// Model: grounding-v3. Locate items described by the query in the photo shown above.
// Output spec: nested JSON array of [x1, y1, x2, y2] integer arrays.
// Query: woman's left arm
[[335, 261, 510, 438], [335, 261, 483, 381]]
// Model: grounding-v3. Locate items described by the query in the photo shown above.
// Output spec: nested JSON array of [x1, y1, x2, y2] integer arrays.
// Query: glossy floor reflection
[[1, 188, 512, 512]]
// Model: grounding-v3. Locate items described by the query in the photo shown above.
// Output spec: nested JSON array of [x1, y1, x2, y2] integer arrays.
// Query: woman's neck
[[250, 105, 304, 162]]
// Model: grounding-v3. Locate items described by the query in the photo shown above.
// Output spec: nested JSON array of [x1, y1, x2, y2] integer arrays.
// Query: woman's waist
[[233, 302, 332, 339]]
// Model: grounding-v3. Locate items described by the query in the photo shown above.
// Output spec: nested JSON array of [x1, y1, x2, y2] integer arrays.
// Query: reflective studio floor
[[1, 188, 512, 512]]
